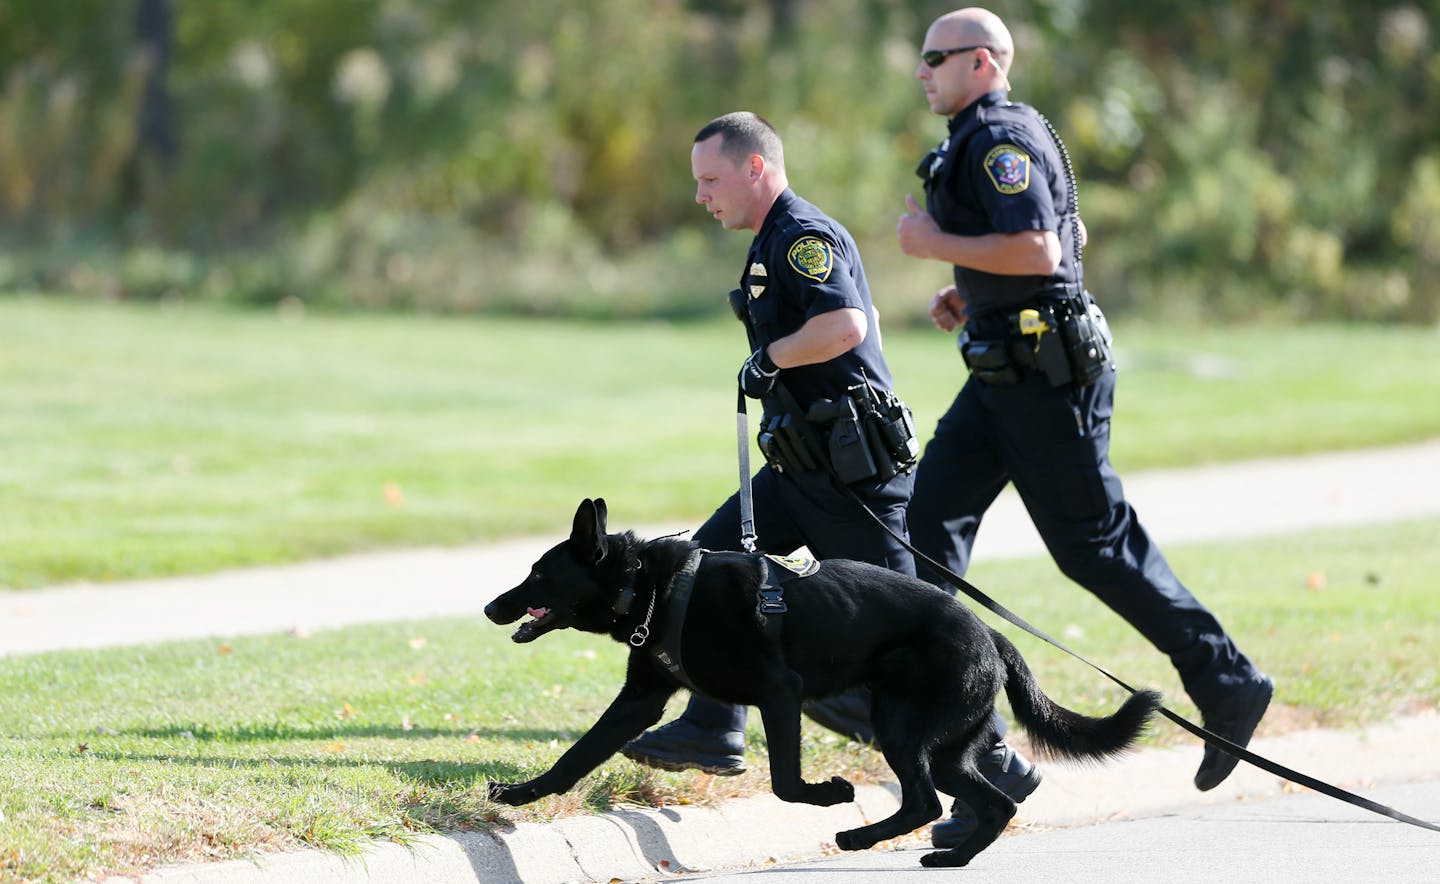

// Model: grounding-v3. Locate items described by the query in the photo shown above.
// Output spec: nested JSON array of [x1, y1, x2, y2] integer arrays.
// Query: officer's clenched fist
[[739, 347, 779, 398]]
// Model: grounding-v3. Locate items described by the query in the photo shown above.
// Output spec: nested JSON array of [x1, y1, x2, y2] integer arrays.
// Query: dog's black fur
[[484, 499, 1161, 867]]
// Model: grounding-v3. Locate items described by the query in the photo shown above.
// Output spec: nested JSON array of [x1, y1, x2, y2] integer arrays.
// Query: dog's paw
[[486, 780, 538, 806], [921, 848, 973, 868], [834, 827, 872, 851], [808, 775, 854, 807]]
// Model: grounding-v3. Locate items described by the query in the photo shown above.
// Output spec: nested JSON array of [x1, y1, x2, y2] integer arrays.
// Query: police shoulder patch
[[786, 236, 834, 283], [983, 144, 1031, 194], [765, 553, 820, 578]]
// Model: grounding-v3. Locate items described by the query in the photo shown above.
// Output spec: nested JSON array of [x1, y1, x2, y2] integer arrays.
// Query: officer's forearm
[[926, 229, 1060, 276], [768, 307, 868, 367]]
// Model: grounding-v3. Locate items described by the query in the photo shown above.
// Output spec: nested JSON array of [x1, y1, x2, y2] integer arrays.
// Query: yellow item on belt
[[1017, 307, 1050, 351]]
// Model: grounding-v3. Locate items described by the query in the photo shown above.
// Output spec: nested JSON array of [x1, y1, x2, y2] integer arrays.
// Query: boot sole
[[620, 748, 747, 776]]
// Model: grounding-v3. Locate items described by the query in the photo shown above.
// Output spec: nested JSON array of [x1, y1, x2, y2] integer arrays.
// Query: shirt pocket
[[747, 291, 782, 332]]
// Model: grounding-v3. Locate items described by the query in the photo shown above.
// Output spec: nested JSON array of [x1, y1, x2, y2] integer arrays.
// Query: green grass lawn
[[2, 516, 1437, 882], [2, 294, 1437, 881], [2, 295, 1438, 589]]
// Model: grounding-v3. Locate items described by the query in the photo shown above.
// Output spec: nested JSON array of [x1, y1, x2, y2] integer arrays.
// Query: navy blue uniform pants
[[907, 365, 1259, 713], [680, 464, 915, 732]]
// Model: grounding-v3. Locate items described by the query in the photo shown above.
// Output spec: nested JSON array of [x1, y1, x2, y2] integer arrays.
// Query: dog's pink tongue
[[526, 607, 549, 619]]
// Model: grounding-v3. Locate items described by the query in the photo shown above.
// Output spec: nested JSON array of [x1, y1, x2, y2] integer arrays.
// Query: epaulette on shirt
[[971, 102, 1046, 196]]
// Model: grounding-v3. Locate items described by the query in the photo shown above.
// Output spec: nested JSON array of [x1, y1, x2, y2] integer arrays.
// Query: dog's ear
[[593, 498, 608, 532], [570, 498, 608, 564]]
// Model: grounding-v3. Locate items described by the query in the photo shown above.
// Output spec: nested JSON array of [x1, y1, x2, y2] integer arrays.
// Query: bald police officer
[[898, 8, 1274, 849]]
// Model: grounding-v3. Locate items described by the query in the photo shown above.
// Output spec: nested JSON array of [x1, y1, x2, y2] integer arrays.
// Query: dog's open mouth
[[512, 606, 558, 643]]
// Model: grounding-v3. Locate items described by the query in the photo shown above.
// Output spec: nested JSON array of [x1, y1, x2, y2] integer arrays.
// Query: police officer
[[622, 111, 917, 775], [897, 8, 1274, 848]]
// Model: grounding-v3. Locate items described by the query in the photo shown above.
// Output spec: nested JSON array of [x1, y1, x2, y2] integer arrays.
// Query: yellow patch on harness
[[765, 553, 820, 578]]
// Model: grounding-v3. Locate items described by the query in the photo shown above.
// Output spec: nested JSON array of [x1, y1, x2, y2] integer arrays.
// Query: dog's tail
[[991, 628, 1161, 762]]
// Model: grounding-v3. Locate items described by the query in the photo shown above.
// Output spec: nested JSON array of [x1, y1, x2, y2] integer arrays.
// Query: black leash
[[737, 389, 758, 554], [837, 480, 1440, 833]]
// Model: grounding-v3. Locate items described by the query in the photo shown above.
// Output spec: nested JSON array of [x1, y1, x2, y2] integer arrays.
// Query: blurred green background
[[5, 0, 1440, 325]]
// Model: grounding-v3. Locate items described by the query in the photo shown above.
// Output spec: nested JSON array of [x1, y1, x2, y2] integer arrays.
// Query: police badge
[[748, 261, 768, 299]]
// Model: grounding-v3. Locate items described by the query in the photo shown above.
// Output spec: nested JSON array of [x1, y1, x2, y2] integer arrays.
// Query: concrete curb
[[123, 713, 1440, 884], [126, 784, 905, 884]]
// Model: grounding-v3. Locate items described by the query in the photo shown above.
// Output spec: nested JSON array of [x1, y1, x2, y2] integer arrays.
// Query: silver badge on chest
[[748, 262, 768, 299]]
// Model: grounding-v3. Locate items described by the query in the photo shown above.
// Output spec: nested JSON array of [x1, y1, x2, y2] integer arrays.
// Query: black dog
[[484, 498, 1161, 867]]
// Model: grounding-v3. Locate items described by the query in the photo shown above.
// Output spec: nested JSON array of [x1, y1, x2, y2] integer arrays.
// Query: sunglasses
[[921, 45, 992, 68]]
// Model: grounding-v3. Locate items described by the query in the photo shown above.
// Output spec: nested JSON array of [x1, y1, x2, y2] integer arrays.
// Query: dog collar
[[613, 559, 642, 618]]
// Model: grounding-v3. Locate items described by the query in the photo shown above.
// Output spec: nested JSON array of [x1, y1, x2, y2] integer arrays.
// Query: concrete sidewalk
[[4, 440, 1439, 656]]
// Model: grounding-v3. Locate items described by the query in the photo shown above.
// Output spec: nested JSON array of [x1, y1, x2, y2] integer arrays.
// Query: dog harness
[[757, 553, 819, 639], [648, 548, 706, 693], [646, 551, 821, 690]]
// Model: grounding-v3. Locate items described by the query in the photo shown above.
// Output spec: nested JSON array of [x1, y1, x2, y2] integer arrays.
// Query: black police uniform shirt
[[919, 89, 1082, 317], [742, 188, 898, 409]]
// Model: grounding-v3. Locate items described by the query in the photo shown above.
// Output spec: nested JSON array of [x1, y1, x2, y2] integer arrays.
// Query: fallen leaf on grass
[[336, 703, 358, 719], [383, 481, 405, 508], [216, 644, 233, 655], [1306, 571, 1326, 591], [324, 743, 346, 753]]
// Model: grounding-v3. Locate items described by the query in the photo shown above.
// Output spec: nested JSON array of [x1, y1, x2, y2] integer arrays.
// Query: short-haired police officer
[[622, 111, 919, 774]]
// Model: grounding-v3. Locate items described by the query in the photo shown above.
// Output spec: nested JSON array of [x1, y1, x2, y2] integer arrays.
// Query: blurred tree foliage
[[1, 0, 1437, 321]]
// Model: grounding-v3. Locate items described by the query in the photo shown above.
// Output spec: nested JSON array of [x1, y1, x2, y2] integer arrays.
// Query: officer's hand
[[739, 347, 779, 398], [929, 285, 969, 333], [897, 194, 941, 259]]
